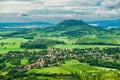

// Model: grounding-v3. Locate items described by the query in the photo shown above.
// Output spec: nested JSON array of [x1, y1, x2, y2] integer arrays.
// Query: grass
[[0, 38, 27, 43], [55, 44, 120, 49], [0, 43, 22, 53], [28, 67, 70, 74], [0, 38, 43, 54], [0, 35, 119, 53], [5, 62, 12, 68], [0, 38, 27, 54], [28, 59, 119, 75], [0, 31, 14, 36], [36, 36, 70, 43], [28, 60, 101, 74], [27, 60, 120, 80], [37, 76, 56, 80], [21, 58, 28, 65], [59, 60, 99, 73], [77, 35, 120, 44]]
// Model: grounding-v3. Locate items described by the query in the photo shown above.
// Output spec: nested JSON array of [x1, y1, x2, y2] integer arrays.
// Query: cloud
[[0, 0, 120, 23], [101, 0, 120, 10]]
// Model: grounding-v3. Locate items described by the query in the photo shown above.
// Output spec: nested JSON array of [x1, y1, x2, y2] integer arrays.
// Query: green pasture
[[21, 58, 29, 65], [77, 35, 120, 44], [0, 31, 14, 36], [28, 60, 98, 74], [28, 60, 116, 74], [0, 38, 27, 54], [55, 44, 120, 49], [28, 60, 119, 80], [0, 43, 22, 53], [0, 38, 27, 43]]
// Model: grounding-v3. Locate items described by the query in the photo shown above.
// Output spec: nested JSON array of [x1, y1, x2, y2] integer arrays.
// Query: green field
[[0, 37, 119, 53], [28, 60, 118, 74], [0, 38, 27, 54], [28, 60, 119, 80], [21, 58, 29, 65], [28, 60, 98, 74], [0, 31, 14, 36], [0, 38, 27, 43], [77, 35, 120, 44], [55, 44, 120, 49]]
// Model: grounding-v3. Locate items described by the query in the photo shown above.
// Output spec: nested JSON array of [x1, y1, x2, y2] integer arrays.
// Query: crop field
[[28, 60, 98, 74], [0, 31, 14, 36], [0, 38, 27, 54], [0, 43, 21, 53], [77, 35, 120, 44], [28, 60, 120, 80], [0, 38, 27, 43], [28, 60, 118, 74], [55, 44, 120, 49], [21, 58, 29, 65]]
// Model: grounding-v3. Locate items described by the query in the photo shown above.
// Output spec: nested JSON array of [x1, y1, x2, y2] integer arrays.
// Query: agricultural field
[[0, 31, 14, 36], [0, 38, 27, 54], [28, 60, 120, 80], [28, 60, 99, 74], [76, 35, 120, 44], [55, 44, 120, 49]]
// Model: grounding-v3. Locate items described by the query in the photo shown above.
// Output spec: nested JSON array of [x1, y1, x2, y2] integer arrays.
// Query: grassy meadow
[[0, 38, 27, 54], [0, 35, 120, 53], [55, 44, 120, 49], [28, 60, 118, 74], [77, 35, 120, 44], [28, 60, 120, 80]]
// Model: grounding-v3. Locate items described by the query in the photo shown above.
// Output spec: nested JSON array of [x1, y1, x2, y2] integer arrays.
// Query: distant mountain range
[[0, 22, 53, 28], [1, 19, 120, 29], [87, 19, 120, 29], [1, 19, 119, 37]]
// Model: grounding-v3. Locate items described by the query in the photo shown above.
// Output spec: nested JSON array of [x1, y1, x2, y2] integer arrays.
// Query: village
[[1, 47, 119, 72]]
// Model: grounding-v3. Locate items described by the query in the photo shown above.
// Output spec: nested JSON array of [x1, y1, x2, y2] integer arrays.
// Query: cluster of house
[[25, 58, 45, 70], [7, 48, 119, 72], [26, 48, 118, 68]]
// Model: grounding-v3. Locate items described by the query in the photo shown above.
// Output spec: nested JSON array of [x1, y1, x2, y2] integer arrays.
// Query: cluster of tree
[[88, 59, 120, 69], [103, 47, 120, 54], [20, 39, 65, 49], [22, 36, 34, 39], [78, 47, 120, 69], [79, 57, 120, 69]]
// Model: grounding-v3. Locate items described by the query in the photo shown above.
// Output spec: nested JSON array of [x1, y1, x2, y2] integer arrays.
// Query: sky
[[0, 0, 120, 23]]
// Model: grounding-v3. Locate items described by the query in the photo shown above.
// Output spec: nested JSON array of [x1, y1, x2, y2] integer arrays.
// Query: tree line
[[20, 39, 65, 49]]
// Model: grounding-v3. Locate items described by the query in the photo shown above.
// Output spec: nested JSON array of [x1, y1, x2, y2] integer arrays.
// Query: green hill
[[43, 19, 111, 38], [57, 19, 88, 26]]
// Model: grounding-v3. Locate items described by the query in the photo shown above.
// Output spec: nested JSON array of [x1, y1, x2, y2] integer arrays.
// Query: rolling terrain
[[42, 19, 111, 37], [0, 19, 120, 80], [87, 19, 120, 28]]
